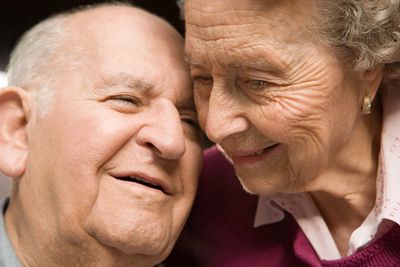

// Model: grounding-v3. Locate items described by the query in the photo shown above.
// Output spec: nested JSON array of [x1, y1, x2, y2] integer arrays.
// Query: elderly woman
[[166, 0, 400, 266]]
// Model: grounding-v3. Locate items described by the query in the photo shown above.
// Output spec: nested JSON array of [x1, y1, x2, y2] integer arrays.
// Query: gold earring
[[361, 96, 371, 114]]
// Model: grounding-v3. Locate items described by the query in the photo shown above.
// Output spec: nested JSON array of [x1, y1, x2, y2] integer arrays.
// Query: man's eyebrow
[[95, 72, 196, 110], [95, 72, 154, 93]]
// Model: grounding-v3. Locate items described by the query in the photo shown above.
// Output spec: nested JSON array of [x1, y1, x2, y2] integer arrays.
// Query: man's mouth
[[114, 176, 166, 194]]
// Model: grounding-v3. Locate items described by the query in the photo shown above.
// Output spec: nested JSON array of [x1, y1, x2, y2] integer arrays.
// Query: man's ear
[[0, 87, 31, 178]]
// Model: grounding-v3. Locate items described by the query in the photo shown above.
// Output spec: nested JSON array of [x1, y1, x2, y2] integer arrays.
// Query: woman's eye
[[192, 76, 213, 89], [246, 80, 270, 90]]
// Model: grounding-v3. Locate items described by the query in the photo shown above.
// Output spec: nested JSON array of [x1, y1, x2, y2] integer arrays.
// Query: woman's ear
[[0, 87, 31, 178], [358, 66, 384, 100]]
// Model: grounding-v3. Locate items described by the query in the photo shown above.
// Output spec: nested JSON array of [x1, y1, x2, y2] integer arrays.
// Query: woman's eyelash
[[240, 79, 272, 90]]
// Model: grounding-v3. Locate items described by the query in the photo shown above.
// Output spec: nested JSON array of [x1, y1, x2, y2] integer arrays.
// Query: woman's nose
[[204, 88, 249, 144]]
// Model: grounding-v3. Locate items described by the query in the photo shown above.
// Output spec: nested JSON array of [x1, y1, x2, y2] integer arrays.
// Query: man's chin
[[84, 214, 174, 260]]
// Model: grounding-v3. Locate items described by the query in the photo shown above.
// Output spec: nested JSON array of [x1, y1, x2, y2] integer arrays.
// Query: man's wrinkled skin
[[1, 5, 202, 267]]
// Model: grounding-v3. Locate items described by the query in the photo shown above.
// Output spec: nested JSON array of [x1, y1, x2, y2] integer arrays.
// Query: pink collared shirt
[[254, 84, 400, 260]]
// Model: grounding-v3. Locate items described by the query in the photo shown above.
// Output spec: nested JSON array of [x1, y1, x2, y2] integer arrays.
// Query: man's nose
[[136, 99, 186, 160], [205, 87, 249, 144]]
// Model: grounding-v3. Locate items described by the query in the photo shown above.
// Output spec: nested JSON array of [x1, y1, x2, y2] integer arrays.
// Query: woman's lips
[[231, 143, 280, 166]]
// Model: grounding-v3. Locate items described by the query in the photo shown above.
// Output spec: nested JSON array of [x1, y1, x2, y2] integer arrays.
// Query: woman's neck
[[310, 99, 382, 256]]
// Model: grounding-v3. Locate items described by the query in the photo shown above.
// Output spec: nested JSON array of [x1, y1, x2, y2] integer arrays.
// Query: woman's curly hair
[[317, 0, 400, 81]]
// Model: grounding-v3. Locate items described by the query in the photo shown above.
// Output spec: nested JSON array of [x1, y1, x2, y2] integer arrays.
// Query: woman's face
[[185, 0, 374, 194]]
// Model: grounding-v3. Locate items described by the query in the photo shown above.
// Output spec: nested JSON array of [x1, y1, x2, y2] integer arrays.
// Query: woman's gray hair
[[315, 0, 400, 81]]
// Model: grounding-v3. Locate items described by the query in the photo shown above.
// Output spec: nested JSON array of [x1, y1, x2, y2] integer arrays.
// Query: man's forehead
[[63, 6, 155, 52]]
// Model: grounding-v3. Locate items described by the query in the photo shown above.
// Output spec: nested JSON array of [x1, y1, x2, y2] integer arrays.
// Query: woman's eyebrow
[[184, 51, 286, 77]]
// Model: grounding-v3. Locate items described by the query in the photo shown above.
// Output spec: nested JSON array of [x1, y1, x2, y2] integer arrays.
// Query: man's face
[[22, 8, 202, 262], [185, 0, 365, 194]]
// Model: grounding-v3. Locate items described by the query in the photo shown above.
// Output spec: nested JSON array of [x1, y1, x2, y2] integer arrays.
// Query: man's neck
[[5, 196, 156, 267]]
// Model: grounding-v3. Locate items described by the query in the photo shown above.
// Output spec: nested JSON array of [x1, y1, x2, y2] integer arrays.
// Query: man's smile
[[111, 170, 172, 195], [114, 176, 166, 194]]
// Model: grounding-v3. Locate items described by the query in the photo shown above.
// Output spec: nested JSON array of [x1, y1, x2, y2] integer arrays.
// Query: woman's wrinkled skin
[[185, 0, 383, 255]]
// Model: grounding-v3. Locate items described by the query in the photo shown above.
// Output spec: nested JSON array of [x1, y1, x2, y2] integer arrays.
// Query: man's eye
[[109, 95, 141, 106], [181, 115, 200, 130]]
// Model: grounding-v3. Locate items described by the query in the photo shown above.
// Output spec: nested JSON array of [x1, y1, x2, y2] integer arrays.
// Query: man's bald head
[[7, 3, 183, 117]]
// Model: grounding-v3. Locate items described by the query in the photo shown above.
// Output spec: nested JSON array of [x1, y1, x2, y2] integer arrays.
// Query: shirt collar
[[0, 197, 22, 267], [376, 83, 400, 225], [254, 195, 284, 227]]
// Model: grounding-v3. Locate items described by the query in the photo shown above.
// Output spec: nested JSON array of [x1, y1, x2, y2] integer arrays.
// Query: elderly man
[[0, 3, 202, 267], [167, 0, 400, 266]]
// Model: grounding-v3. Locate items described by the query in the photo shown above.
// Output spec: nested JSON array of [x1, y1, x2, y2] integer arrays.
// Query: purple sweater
[[166, 147, 400, 267]]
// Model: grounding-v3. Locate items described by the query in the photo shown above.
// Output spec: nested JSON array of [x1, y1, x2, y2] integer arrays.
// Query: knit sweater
[[166, 147, 400, 267]]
